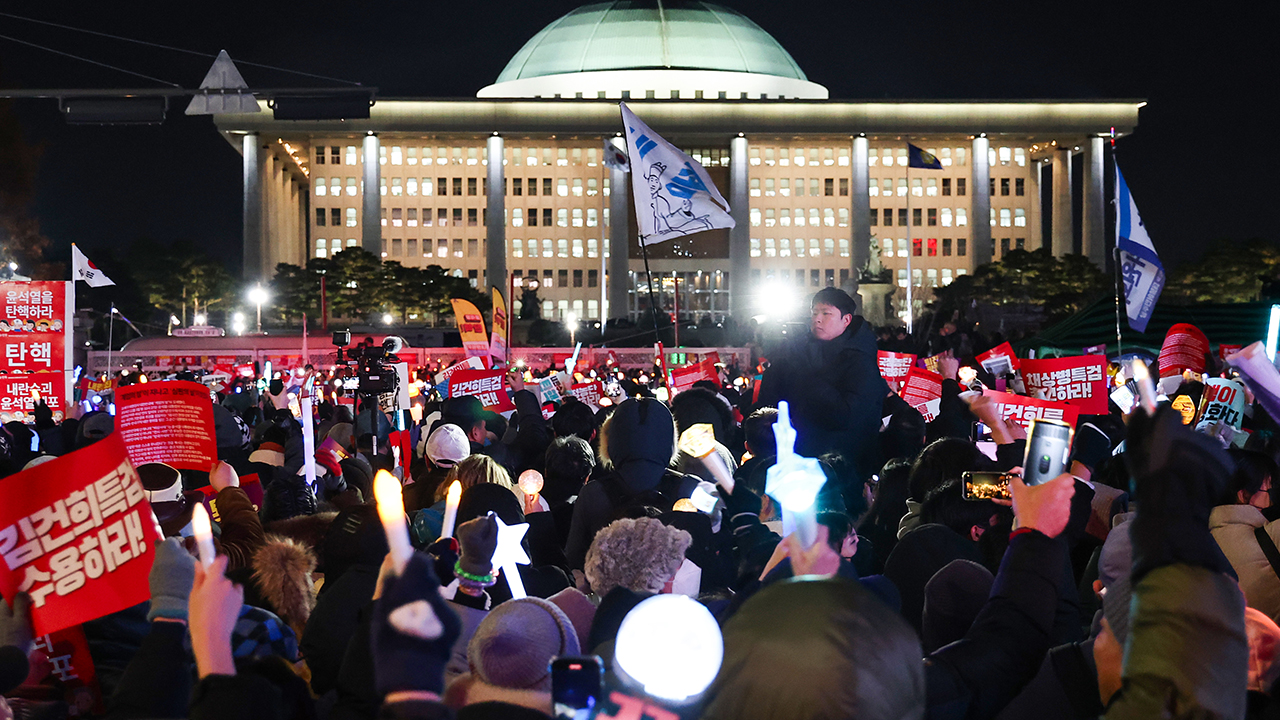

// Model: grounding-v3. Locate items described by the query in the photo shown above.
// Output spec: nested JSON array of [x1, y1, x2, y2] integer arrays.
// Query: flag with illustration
[[1115, 164, 1164, 333], [620, 103, 734, 245]]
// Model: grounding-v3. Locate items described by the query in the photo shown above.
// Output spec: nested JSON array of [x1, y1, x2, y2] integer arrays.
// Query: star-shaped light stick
[[490, 512, 531, 599], [765, 401, 826, 549], [678, 423, 735, 494]]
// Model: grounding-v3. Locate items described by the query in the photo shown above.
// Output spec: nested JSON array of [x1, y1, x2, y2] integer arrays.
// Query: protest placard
[[449, 369, 516, 413], [1158, 323, 1209, 377], [536, 372, 572, 404], [451, 298, 489, 359], [570, 381, 606, 407], [670, 359, 720, 394], [900, 367, 943, 413], [433, 355, 485, 386], [21, 624, 104, 714], [0, 281, 73, 423], [0, 371, 65, 424], [1018, 356, 1108, 414], [115, 380, 217, 471], [195, 474, 264, 523], [921, 353, 944, 374], [0, 432, 159, 636], [981, 389, 1080, 432], [488, 287, 509, 367], [877, 351, 916, 389], [1195, 377, 1247, 431], [976, 342, 1018, 377]]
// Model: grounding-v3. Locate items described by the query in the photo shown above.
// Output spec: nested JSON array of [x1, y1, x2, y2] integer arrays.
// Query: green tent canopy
[[1019, 297, 1275, 358]]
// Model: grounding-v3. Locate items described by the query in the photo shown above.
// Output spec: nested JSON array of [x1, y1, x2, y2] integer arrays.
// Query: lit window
[[824, 148, 834, 166], [810, 178, 820, 196], [765, 209, 776, 227], [780, 178, 790, 197], [911, 178, 922, 197], [543, 149, 553, 166], [750, 238, 761, 257], [407, 178, 418, 196], [896, 149, 907, 166], [839, 239, 849, 257], [572, 148, 582, 166], [346, 146, 357, 165], [880, 238, 892, 257], [314, 178, 326, 196], [927, 238, 938, 256], [872, 148, 883, 167], [956, 147, 966, 166], [898, 269, 907, 287], [869, 179, 879, 197], [897, 238, 908, 257], [991, 208, 997, 227], [823, 208, 834, 227], [558, 179, 568, 197], [838, 148, 849, 166], [779, 238, 791, 257], [542, 239, 553, 258], [927, 268, 938, 286], [466, 148, 477, 165], [750, 148, 761, 165], [572, 209, 583, 227], [587, 238, 598, 257], [940, 148, 952, 166], [764, 148, 775, 166], [897, 179, 908, 197], [838, 208, 848, 227], [392, 208, 402, 227], [572, 238, 584, 258], [765, 238, 776, 257], [379, 178, 387, 197], [765, 179, 775, 197], [346, 208, 357, 227], [379, 146, 387, 165], [912, 268, 923, 286], [793, 150, 804, 167], [750, 208, 761, 227], [391, 146, 403, 165], [778, 209, 790, 227], [1014, 209, 1026, 227], [1014, 148, 1026, 166], [927, 178, 938, 197], [587, 148, 598, 166], [557, 209, 568, 227], [453, 239, 463, 257], [750, 178, 761, 197], [572, 179, 583, 197], [407, 147, 418, 165], [942, 268, 953, 285], [437, 147, 448, 166], [809, 208, 820, 226], [316, 239, 327, 257], [823, 238, 833, 256], [999, 147, 1011, 165], [526, 148, 538, 167], [557, 148, 568, 166], [512, 209, 523, 227], [587, 208, 597, 227], [587, 178, 598, 196], [956, 208, 967, 226], [941, 208, 953, 227], [392, 178, 403, 196], [407, 208, 418, 227]]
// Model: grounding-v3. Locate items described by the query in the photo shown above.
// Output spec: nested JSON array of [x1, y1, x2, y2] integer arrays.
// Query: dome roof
[[495, 1, 809, 84]]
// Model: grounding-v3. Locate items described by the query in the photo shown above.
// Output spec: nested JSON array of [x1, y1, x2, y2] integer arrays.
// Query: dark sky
[[0, 0, 1270, 275]]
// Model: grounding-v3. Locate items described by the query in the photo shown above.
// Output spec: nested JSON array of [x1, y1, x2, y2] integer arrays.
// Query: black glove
[[370, 552, 462, 697], [1069, 421, 1113, 472], [1125, 407, 1235, 583], [33, 400, 54, 430], [426, 537, 459, 584]]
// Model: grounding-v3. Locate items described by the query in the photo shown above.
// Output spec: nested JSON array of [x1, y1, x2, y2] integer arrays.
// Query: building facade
[[215, 1, 1140, 325]]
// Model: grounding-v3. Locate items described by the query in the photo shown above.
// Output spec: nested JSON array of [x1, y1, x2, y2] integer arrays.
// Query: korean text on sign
[[449, 369, 516, 413], [981, 389, 1080, 432], [0, 433, 158, 635], [1018, 356, 1108, 414]]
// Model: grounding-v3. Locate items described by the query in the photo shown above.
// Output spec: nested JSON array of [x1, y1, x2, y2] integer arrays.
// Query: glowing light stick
[[373, 470, 413, 573], [490, 512, 531, 599], [301, 376, 317, 491], [1131, 359, 1158, 415], [673, 498, 698, 513], [439, 480, 462, 539], [678, 423, 735, 494], [518, 469, 543, 503], [191, 503, 215, 568], [614, 595, 723, 702], [765, 401, 826, 549], [958, 366, 977, 385]]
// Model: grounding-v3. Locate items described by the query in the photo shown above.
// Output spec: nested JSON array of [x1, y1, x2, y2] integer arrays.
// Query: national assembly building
[[212, 0, 1141, 327]]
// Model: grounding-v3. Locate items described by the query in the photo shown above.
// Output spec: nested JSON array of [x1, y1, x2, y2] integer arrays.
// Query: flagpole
[[905, 161, 913, 334], [638, 237, 664, 345], [1111, 150, 1124, 357], [106, 303, 115, 378]]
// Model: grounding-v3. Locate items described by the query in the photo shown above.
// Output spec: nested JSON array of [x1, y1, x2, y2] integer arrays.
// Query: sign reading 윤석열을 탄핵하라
[[0, 280, 75, 424]]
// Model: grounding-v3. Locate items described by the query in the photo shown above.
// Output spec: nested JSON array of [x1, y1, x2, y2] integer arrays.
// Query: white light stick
[[191, 503, 215, 568], [678, 423, 735, 494], [614, 595, 723, 702], [518, 469, 544, 506], [490, 512, 531, 599], [765, 401, 826, 549], [373, 470, 413, 573], [1131, 359, 1158, 415], [566, 342, 582, 375], [439, 480, 462, 539], [301, 377, 317, 491]]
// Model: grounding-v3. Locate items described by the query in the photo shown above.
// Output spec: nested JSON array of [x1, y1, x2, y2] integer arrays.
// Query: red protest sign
[[1158, 323, 1209, 377], [195, 474, 265, 523], [1018, 356, 1108, 414], [900, 367, 943, 410], [570, 381, 606, 407], [1218, 344, 1243, 363], [976, 342, 1018, 376], [434, 355, 485, 386], [116, 380, 217, 471], [0, 281, 65, 330], [0, 336, 60, 374], [981, 389, 1079, 432], [21, 624, 105, 715], [670, 359, 720, 393], [0, 433, 159, 636], [449, 369, 516, 413], [0, 371, 66, 424], [878, 351, 917, 389]]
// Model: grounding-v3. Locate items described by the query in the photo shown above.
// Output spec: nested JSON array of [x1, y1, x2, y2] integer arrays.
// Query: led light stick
[[490, 512, 531, 599], [191, 503, 216, 568], [1131, 359, 1158, 415], [765, 401, 826, 549], [439, 480, 462, 539], [373, 470, 413, 573], [301, 376, 317, 491], [678, 423, 735, 494]]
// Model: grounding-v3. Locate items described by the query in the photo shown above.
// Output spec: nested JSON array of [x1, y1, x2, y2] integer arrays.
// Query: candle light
[[765, 402, 826, 549], [191, 503, 215, 568], [373, 470, 413, 573], [678, 423, 735, 494], [1131, 359, 1158, 414], [439, 480, 462, 539]]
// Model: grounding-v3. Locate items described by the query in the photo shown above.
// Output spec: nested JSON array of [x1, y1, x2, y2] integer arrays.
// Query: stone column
[[242, 133, 265, 280], [1052, 147, 1073, 257], [971, 136, 992, 266], [362, 134, 381, 256], [485, 135, 506, 292], [607, 137, 630, 320], [850, 136, 871, 305], [1082, 136, 1105, 266], [729, 136, 751, 320]]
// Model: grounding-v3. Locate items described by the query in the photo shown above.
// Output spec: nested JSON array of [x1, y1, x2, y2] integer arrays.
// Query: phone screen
[[551, 656, 603, 719], [962, 471, 1013, 501], [972, 422, 992, 442]]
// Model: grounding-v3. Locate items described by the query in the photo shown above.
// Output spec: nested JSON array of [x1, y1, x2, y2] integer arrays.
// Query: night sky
[[0, 0, 1269, 276]]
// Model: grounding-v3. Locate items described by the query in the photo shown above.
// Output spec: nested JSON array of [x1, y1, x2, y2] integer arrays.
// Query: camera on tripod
[[333, 331, 404, 397]]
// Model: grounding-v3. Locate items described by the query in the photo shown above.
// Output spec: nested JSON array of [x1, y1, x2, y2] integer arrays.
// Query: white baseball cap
[[425, 424, 470, 468]]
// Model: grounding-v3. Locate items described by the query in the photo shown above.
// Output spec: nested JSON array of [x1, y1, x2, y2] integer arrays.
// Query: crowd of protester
[[4, 285, 1280, 719]]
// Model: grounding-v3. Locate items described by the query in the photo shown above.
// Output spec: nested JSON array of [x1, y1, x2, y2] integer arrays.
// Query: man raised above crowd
[[757, 286, 888, 478]]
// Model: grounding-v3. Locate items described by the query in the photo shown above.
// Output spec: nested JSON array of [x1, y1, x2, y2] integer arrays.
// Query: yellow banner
[[489, 287, 508, 366], [451, 298, 489, 360]]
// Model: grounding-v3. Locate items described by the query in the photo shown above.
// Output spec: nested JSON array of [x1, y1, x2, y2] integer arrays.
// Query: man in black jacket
[[757, 287, 888, 478]]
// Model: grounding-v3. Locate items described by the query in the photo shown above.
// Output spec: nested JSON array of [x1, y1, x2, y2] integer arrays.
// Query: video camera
[[333, 331, 403, 397]]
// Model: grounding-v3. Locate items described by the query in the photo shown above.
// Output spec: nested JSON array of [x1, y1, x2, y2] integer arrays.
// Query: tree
[[131, 239, 235, 324], [1164, 238, 1280, 304], [0, 100, 60, 280], [930, 249, 1108, 327]]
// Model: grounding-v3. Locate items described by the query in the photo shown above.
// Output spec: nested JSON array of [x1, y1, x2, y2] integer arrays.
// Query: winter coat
[[756, 315, 889, 478], [303, 563, 380, 696], [995, 639, 1103, 720], [1210, 504, 1280, 622]]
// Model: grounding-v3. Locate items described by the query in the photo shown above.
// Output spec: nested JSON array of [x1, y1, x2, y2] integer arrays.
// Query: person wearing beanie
[[441, 514, 500, 689], [448, 597, 580, 716], [565, 397, 699, 570], [583, 517, 691, 598], [756, 286, 889, 480], [455, 484, 571, 601], [922, 560, 995, 654]]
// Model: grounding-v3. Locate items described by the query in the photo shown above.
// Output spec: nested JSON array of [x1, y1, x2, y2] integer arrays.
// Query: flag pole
[[905, 160, 913, 334], [106, 302, 115, 378], [1111, 149, 1124, 357], [638, 236, 664, 344]]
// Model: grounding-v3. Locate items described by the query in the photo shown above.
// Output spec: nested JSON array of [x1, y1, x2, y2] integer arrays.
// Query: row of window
[[880, 237, 969, 258], [870, 177, 970, 197], [314, 143, 612, 169], [320, 206, 615, 230], [512, 268, 600, 289], [748, 147, 849, 167], [511, 207, 607, 228], [749, 177, 849, 197], [749, 238, 851, 258], [868, 207, 1024, 228], [751, 267, 850, 288], [897, 268, 966, 288], [749, 207, 848, 228], [511, 238, 608, 259]]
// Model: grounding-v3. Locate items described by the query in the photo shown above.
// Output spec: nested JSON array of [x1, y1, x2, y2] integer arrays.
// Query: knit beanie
[[1098, 518, 1135, 645], [467, 597, 580, 691], [456, 514, 498, 581], [922, 559, 994, 653]]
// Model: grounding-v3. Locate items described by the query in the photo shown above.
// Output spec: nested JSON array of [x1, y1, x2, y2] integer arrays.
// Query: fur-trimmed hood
[[251, 534, 318, 640]]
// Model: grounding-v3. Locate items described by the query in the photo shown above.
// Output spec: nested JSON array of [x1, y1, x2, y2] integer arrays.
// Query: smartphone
[[551, 655, 604, 719], [971, 421, 992, 443], [1022, 418, 1073, 485], [961, 471, 1015, 501]]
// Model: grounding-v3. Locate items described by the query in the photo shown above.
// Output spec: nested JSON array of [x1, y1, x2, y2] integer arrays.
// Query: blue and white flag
[[1116, 164, 1164, 333], [620, 103, 734, 245]]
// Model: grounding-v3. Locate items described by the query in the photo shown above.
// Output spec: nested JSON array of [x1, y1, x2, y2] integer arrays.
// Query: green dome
[[495, 1, 809, 84]]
